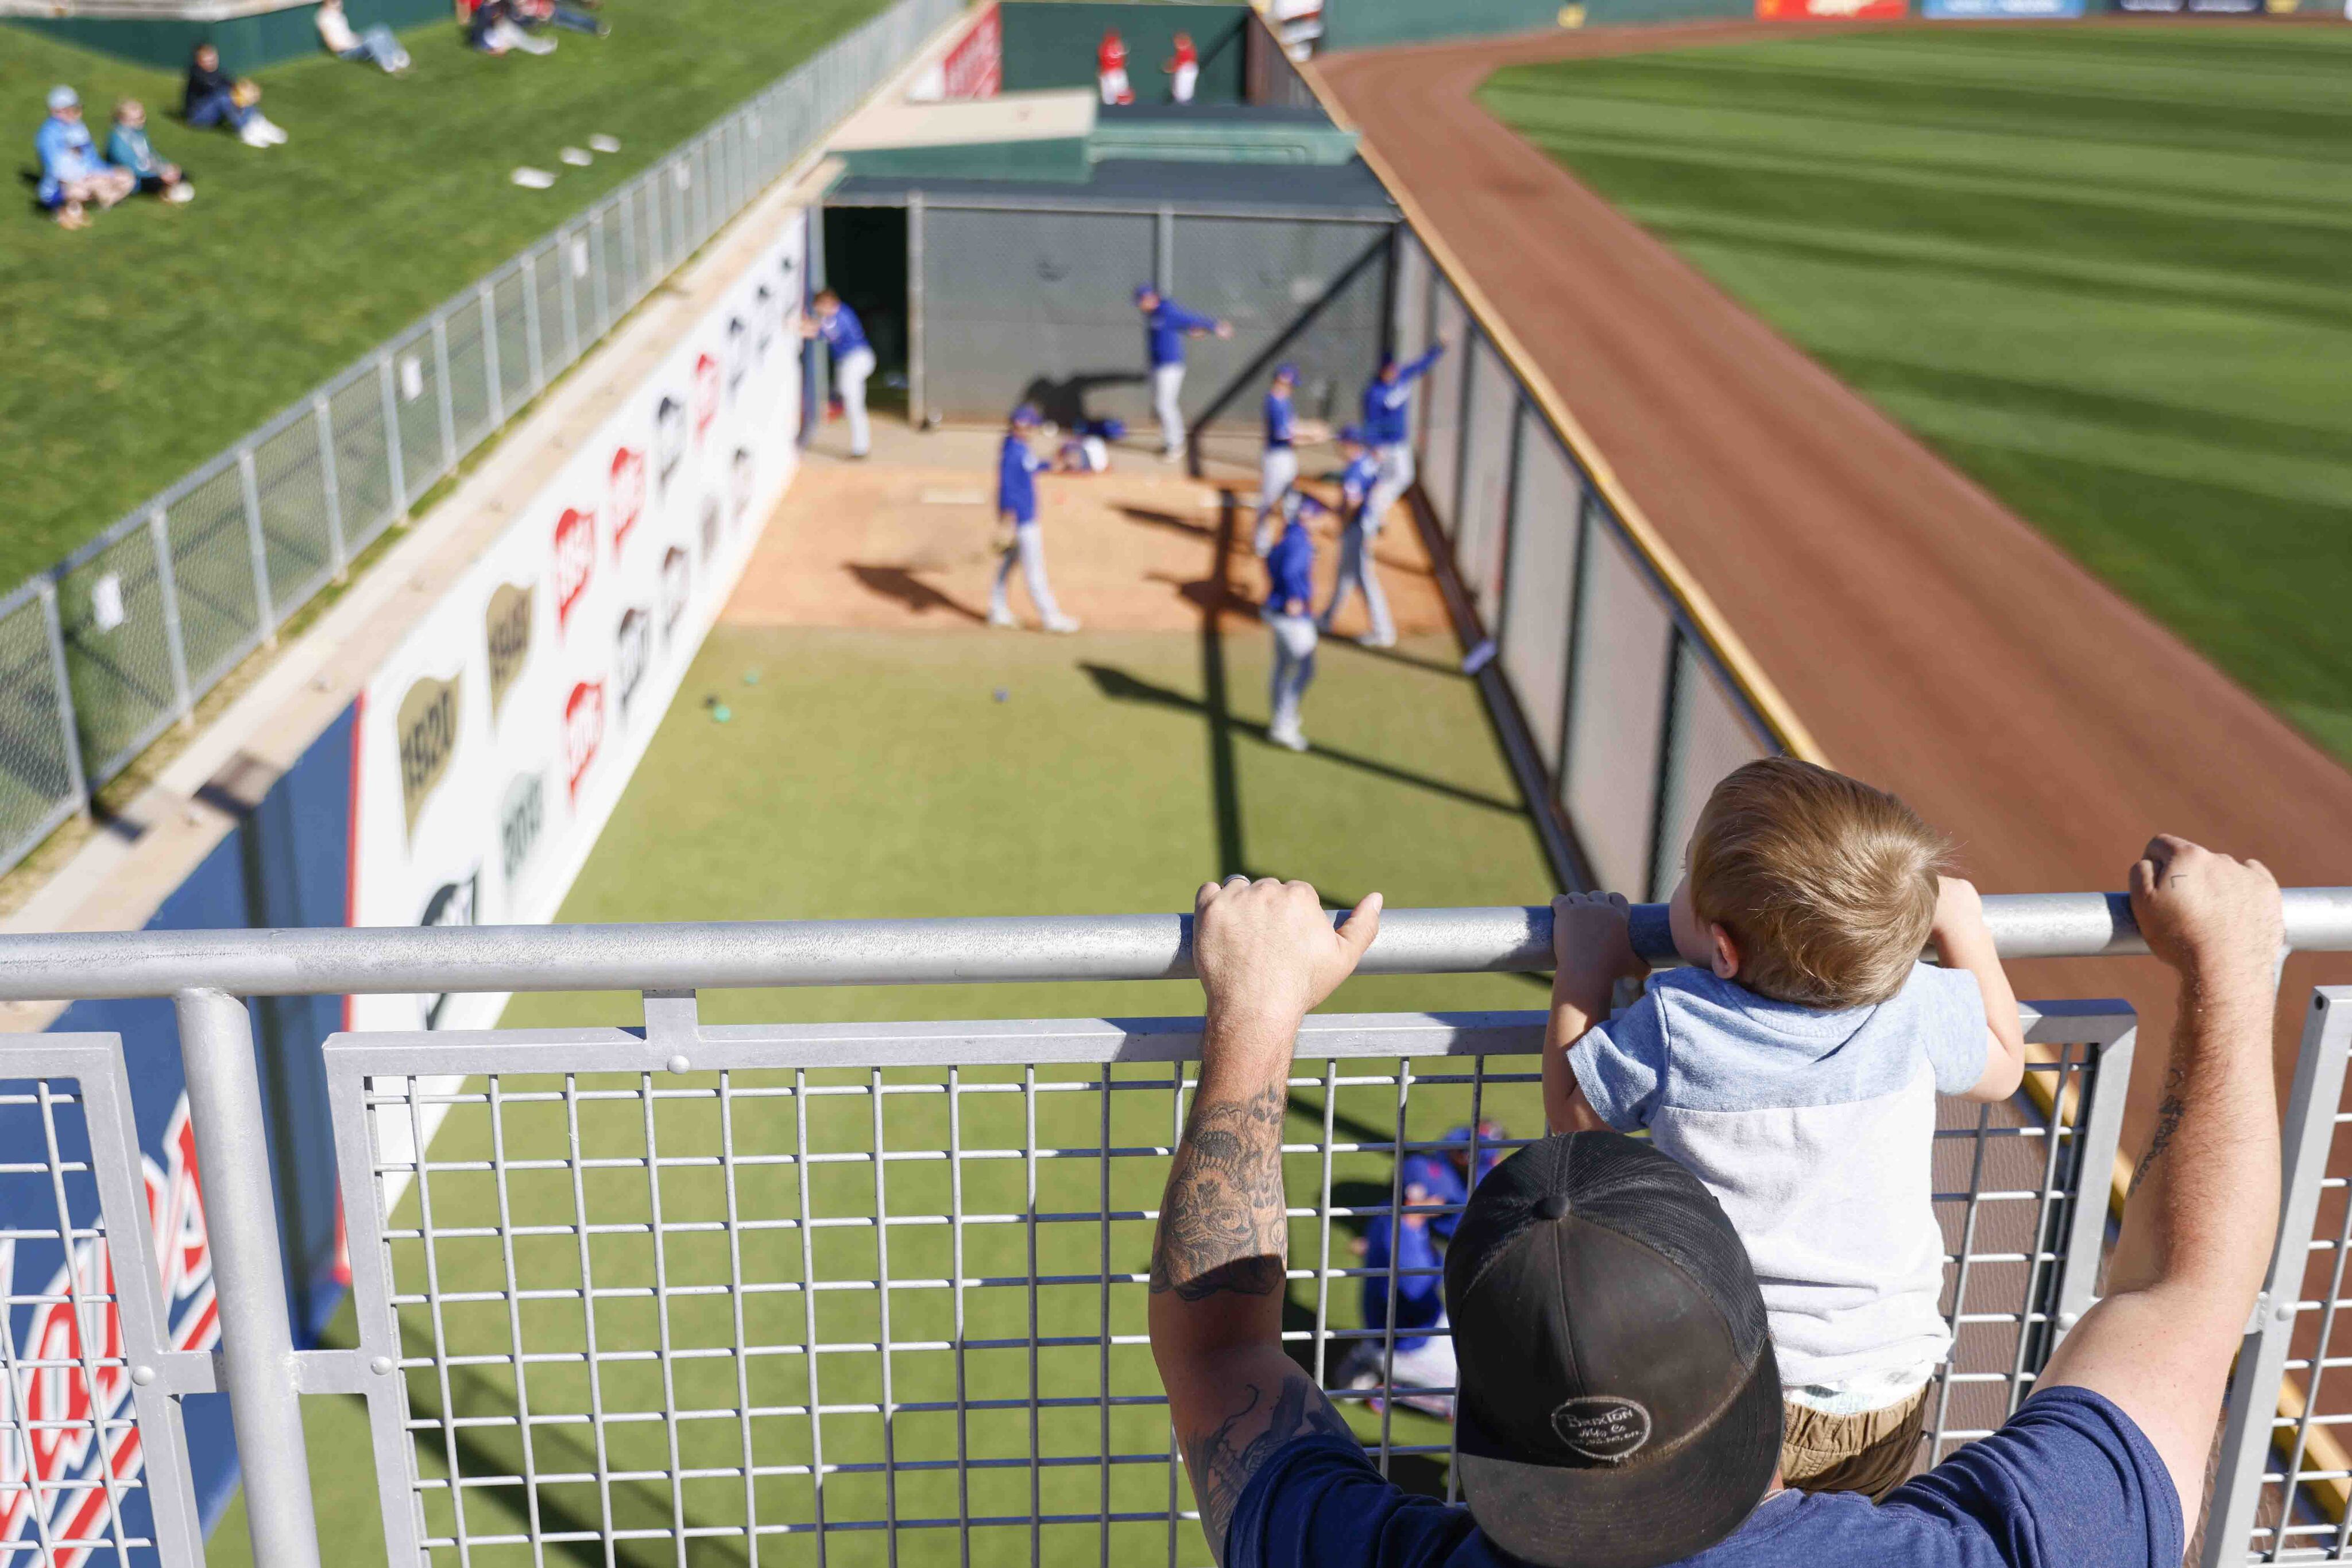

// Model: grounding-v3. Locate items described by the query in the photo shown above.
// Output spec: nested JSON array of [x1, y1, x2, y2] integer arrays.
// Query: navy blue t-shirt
[[1227, 1387, 2178, 1568]]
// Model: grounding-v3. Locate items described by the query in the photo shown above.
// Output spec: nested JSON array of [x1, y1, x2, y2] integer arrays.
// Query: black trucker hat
[[1444, 1132, 1782, 1568]]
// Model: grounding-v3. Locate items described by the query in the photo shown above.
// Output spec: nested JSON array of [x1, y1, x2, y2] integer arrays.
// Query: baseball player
[[1263, 490, 1325, 752], [1097, 28, 1133, 106], [801, 289, 875, 459], [1134, 285, 1232, 463], [990, 404, 1080, 634], [1163, 30, 1199, 104], [1361, 340, 1445, 528], [1252, 362, 1301, 556], [1318, 424, 1394, 648]]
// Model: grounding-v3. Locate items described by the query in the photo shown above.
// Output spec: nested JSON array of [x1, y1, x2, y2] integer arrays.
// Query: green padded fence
[[7, 0, 447, 73], [1320, 0, 1747, 49], [1000, 0, 1252, 104]]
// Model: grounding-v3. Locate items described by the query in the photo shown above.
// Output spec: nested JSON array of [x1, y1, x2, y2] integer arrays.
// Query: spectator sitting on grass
[[34, 86, 133, 230], [317, 0, 412, 73], [184, 42, 287, 147], [517, 0, 609, 38], [469, 0, 557, 56], [106, 100, 193, 205]]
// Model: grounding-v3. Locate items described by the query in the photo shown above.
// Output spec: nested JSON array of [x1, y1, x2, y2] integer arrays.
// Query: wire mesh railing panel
[[1452, 334, 1515, 626], [0, 595, 79, 876], [390, 327, 446, 514], [0, 1039, 203, 1568], [443, 304, 494, 460], [326, 367, 398, 552], [250, 417, 338, 615], [1418, 281, 1467, 539], [1498, 412, 1582, 774], [55, 524, 177, 786], [493, 270, 535, 421], [326, 1005, 2121, 1566], [1648, 637, 1772, 903], [920, 207, 1161, 427], [162, 464, 264, 694], [1560, 506, 1676, 899]]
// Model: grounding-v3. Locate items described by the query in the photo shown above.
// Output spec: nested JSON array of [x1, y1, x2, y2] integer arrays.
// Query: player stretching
[[1319, 425, 1391, 648], [1253, 362, 1301, 556], [1135, 285, 1232, 463], [990, 404, 1080, 634], [1097, 28, 1133, 106], [1163, 30, 1198, 104], [1264, 493, 1323, 752], [802, 289, 874, 459]]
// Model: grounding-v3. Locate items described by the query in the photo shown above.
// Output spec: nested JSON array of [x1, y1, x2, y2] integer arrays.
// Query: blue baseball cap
[[1339, 423, 1367, 446], [1010, 402, 1041, 428], [1134, 284, 1158, 304], [1273, 362, 1298, 383], [47, 85, 79, 113]]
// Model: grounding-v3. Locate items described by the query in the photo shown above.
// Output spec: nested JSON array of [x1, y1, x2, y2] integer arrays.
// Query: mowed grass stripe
[[1480, 26, 2352, 767]]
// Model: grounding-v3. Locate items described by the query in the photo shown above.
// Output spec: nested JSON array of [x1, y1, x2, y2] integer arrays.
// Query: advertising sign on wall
[[348, 214, 807, 1081], [1756, 0, 1907, 16], [2111, 0, 2261, 12], [909, 1, 1002, 100], [1924, 0, 2083, 15]]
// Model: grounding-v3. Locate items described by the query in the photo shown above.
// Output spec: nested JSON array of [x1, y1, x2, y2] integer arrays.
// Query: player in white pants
[[1319, 425, 1394, 648], [1165, 31, 1199, 103], [1135, 285, 1231, 462], [989, 404, 1078, 634], [1253, 362, 1301, 556], [803, 289, 875, 459], [1263, 491, 1323, 752]]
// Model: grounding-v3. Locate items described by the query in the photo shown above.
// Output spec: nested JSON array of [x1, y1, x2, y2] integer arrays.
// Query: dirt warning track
[[1320, 24, 2352, 1141]]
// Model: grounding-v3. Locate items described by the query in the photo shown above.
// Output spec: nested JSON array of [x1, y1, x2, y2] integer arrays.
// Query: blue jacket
[[1338, 452, 1382, 526], [998, 433, 1043, 524], [105, 123, 163, 179], [1360, 346, 1443, 447], [1146, 298, 1218, 369], [1263, 389, 1295, 449], [35, 115, 105, 207], [1358, 1211, 1445, 1353], [817, 301, 869, 358], [1267, 518, 1315, 612]]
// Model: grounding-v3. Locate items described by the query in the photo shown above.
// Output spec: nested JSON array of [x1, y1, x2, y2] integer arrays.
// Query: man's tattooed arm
[[1181, 1366, 1356, 1565], [1151, 1081, 1290, 1300]]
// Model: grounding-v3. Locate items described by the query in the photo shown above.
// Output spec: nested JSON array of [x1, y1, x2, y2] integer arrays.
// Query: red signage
[[942, 3, 1002, 99], [691, 354, 720, 443], [1756, 0, 1906, 14], [608, 446, 646, 560], [553, 506, 596, 632], [564, 679, 605, 801]]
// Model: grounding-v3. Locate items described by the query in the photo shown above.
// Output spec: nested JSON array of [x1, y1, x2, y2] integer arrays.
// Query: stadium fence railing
[[1, 892, 2349, 1565], [0, 0, 964, 884]]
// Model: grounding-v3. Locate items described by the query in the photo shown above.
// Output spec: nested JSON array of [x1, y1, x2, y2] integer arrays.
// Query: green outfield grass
[[1479, 26, 2352, 765], [209, 622, 1557, 1565], [0, 0, 884, 591]]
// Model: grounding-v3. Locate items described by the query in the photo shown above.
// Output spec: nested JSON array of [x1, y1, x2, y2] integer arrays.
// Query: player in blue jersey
[[990, 404, 1080, 634], [1361, 342, 1445, 538], [1253, 363, 1301, 557], [1318, 425, 1394, 648], [802, 289, 875, 459], [1135, 285, 1232, 463], [1263, 490, 1326, 752]]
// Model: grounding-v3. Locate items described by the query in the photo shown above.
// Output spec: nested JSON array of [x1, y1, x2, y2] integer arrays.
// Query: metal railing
[[0, 0, 966, 884], [0, 891, 2347, 1565]]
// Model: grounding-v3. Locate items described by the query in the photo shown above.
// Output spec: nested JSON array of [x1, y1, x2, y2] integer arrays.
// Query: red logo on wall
[[564, 680, 605, 802], [608, 446, 647, 559], [691, 354, 720, 443], [943, 3, 1003, 98], [553, 506, 596, 631], [1756, 0, 1905, 16]]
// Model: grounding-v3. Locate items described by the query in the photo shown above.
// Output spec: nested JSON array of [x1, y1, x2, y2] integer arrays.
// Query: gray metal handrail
[[0, 889, 2343, 1000]]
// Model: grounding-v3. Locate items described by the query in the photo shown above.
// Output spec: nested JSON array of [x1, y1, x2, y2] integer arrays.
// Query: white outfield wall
[[349, 215, 808, 1054]]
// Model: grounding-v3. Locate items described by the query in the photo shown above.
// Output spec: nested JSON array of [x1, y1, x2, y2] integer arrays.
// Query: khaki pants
[[1781, 1385, 1929, 1501]]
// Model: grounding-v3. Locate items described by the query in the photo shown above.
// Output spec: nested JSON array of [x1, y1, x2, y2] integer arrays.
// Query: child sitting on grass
[[1545, 757, 2025, 1500]]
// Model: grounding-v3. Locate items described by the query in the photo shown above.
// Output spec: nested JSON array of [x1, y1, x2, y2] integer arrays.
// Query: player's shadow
[[1078, 662, 1522, 816], [1020, 370, 1144, 433], [846, 563, 986, 623], [1114, 504, 1216, 541]]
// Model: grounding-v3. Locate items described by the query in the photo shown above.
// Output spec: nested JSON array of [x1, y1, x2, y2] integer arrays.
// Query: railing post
[[2045, 1025, 2133, 1345], [148, 506, 195, 727], [378, 350, 409, 520], [560, 229, 583, 368], [618, 185, 640, 308], [2203, 987, 2352, 1567], [237, 446, 278, 645], [174, 987, 324, 1568], [430, 314, 458, 475], [36, 579, 90, 819], [312, 394, 347, 583], [523, 250, 547, 397], [590, 206, 612, 340], [479, 280, 505, 432]]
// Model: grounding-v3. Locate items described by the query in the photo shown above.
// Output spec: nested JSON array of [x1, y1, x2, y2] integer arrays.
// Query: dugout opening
[[822, 204, 911, 418]]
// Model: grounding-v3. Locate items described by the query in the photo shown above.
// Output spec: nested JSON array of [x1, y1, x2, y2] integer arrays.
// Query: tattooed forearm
[[2129, 1094, 2187, 1197], [1182, 1371, 1356, 1563], [1152, 1081, 1290, 1299]]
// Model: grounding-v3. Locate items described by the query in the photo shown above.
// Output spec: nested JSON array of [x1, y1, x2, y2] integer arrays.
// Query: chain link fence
[[1391, 229, 1783, 897], [0, 0, 965, 884]]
